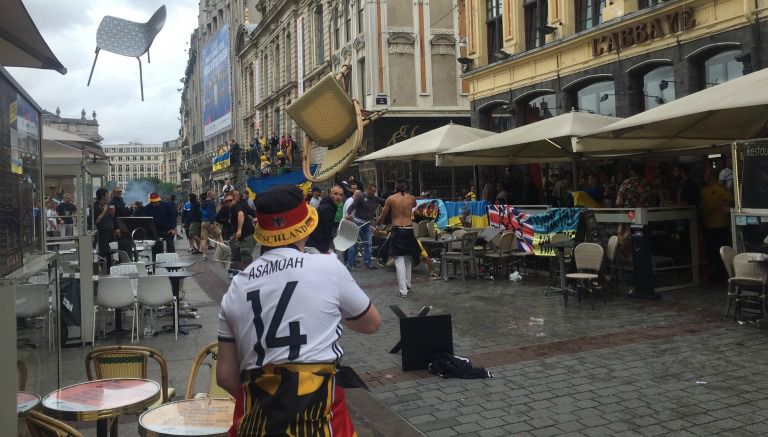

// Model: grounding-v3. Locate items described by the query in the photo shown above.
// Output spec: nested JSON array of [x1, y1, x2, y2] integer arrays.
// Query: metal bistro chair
[[26, 410, 85, 437], [87, 5, 167, 101], [509, 235, 535, 277], [482, 231, 515, 280], [86, 345, 175, 407], [720, 246, 737, 316], [730, 253, 767, 322], [565, 242, 606, 309], [184, 342, 232, 400], [443, 231, 480, 280], [549, 233, 573, 287]]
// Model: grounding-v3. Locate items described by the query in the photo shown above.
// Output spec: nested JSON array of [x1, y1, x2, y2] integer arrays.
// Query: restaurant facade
[[463, 0, 768, 131]]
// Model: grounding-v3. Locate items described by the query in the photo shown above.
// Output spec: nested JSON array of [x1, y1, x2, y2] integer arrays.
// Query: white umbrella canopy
[[576, 67, 768, 153], [356, 122, 495, 161], [1, 0, 66, 74], [437, 111, 621, 166]]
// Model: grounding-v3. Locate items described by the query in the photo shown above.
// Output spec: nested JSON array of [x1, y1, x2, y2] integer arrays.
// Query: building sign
[[592, 8, 695, 57], [296, 16, 305, 96], [202, 24, 232, 138]]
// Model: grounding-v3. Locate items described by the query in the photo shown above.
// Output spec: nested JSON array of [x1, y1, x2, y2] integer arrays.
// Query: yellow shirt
[[699, 183, 733, 229], [464, 191, 476, 201]]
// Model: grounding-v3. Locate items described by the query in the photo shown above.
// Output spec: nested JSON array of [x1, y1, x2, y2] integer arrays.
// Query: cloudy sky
[[8, 0, 198, 145]]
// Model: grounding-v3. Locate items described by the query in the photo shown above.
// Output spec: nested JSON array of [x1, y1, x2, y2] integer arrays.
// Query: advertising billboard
[[202, 24, 232, 139]]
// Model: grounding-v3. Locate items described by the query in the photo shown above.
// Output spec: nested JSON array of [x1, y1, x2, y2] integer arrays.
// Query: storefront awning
[[357, 123, 495, 162], [0, 0, 66, 74], [43, 126, 106, 159], [437, 112, 621, 166], [576, 67, 768, 153]]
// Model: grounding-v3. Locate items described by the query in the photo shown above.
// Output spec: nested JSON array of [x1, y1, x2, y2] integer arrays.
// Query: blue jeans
[[346, 222, 371, 267]]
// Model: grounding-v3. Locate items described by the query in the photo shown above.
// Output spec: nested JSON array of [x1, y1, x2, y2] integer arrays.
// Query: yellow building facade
[[463, 0, 768, 130]]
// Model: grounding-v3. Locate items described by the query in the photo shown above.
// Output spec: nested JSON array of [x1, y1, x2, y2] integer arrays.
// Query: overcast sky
[[8, 0, 198, 145]]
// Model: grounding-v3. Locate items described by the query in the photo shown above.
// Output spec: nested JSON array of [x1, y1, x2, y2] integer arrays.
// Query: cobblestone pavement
[[49, 240, 768, 436]]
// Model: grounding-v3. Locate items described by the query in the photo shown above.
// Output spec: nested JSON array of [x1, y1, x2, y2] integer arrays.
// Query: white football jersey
[[218, 248, 371, 371]]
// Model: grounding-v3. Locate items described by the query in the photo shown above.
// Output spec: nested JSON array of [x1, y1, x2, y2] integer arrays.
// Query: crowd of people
[[214, 132, 296, 177]]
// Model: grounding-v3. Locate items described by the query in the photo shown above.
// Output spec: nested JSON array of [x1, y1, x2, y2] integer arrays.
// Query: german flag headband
[[254, 201, 318, 247]]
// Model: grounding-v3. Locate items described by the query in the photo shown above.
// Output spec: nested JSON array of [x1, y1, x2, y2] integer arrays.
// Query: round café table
[[42, 378, 161, 437], [17, 391, 40, 415], [138, 398, 234, 436]]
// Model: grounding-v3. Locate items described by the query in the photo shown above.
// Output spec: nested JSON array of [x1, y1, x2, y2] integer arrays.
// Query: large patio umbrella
[[436, 111, 621, 166], [356, 122, 495, 162], [576, 66, 768, 153], [1, 0, 67, 74]]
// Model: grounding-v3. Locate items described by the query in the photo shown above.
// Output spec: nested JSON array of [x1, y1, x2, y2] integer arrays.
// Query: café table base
[[97, 417, 118, 437]]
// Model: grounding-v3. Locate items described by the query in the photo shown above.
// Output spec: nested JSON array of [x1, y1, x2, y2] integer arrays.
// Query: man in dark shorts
[[377, 179, 420, 297], [217, 185, 381, 436], [224, 191, 255, 271]]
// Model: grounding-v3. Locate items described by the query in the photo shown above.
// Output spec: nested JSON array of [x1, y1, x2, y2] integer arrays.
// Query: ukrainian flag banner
[[444, 201, 490, 229], [212, 150, 231, 171]]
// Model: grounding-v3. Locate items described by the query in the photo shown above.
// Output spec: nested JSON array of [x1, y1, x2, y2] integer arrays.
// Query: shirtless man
[[377, 179, 419, 297]]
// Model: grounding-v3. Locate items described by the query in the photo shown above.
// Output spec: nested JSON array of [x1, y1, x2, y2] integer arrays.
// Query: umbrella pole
[[409, 161, 414, 193], [572, 159, 578, 190]]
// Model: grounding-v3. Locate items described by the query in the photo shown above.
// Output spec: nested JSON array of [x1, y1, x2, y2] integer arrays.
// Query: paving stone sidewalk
[[51, 241, 768, 436]]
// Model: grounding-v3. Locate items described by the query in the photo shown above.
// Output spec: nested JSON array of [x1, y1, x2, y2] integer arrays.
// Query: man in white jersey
[[217, 185, 381, 437]]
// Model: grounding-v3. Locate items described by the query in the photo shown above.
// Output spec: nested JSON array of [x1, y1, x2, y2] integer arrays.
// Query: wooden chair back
[[184, 342, 232, 400]]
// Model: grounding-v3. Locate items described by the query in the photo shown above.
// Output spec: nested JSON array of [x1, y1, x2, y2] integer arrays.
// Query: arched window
[[285, 32, 292, 82], [357, 0, 364, 33], [577, 81, 616, 116], [314, 6, 324, 64], [643, 65, 675, 110], [704, 50, 743, 88], [346, 0, 353, 42], [333, 7, 341, 50], [524, 94, 557, 124]]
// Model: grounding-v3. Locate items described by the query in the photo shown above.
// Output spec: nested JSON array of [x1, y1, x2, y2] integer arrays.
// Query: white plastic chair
[[210, 239, 232, 271], [16, 284, 53, 350], [93, 276, 138, 345], [111, 264, 140, 291], [155, 252, 180, 274], [136, 276, 178, 341], [334, 219, 361, 252], [129, 261, 148, 276]]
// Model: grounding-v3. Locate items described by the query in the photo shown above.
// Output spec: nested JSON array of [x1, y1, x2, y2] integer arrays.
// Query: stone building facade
[[42, 107, 103, 143], [102, 143, 164, 187], [236, 0, 471, 195], [162, 138, 182, 186]]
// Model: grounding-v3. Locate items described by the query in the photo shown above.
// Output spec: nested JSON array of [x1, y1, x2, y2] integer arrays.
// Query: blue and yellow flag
[[212, 151, 230, 171], [444, 201, 489, 229]]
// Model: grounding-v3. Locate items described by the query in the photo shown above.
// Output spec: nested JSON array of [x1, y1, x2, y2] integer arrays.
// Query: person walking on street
[[307, 185, 344, 254], [345, 184, 384, 269], [188, 193, 203, 254], [145, 192, 177, 260], [199, 191, 220, 258], [224, 191, 256, 272], [216, 185, 381, 437], [56, 193, 77, 237], [377, 179, 419, 297], [93, 188, 117, 272]]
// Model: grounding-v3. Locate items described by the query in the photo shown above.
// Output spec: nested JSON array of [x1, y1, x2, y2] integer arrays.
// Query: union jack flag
[[487, 205, 535, 253]]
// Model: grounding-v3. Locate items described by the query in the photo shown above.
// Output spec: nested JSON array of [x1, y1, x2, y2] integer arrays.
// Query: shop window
[[577, 81, 616, 116], [524, 94, 557, 124], [642, 65, 675, 110], [703, 50, 743, 88], [488, 104, 513, 132], [575, 0, 604, 32], [638, 0, 662, 8], [486, 0, 503, 63], [524, 0, 547, 50], [314, 6, 324, 64]]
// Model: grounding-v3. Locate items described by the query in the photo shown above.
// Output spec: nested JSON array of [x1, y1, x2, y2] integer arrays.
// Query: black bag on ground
[[428, 353, 493, 379]]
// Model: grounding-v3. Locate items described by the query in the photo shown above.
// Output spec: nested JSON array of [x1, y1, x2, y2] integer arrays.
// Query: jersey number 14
[[246, 281, 308, 366]]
